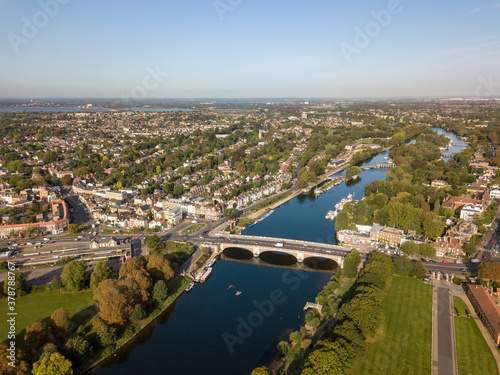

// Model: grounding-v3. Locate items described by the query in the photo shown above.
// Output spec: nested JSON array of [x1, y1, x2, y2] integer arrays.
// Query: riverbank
[[244, 190, 300, 221], [78, 274, 193, 375]]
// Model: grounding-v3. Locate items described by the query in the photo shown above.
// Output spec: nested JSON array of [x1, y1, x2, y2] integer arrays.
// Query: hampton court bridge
[[214, 234, 351, 267]]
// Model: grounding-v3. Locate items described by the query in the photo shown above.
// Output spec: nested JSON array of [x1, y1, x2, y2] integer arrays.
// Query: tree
[[122, 269, 153, 304], [50, 308, 72, 335], [223, 208, 237, 219], [301, 340, 354, 375], [393, 255, 414, 276], [411, 262, 427, 279], [94, 279, 134, 326], [129, 304, 146, 323], [277, 341, 290, 360], [346, 166, 362, 180], [32, 352, 73, 375], [152, 280, 168, 302], [0, 341, 30, 375], [96, 325, 117, 347], [51, 276, 64, 291], [343, 249, 361, 278], [25, 320, 52, 359], [4, 271, 28, 297], [173, 184, 184, 198], [421, 212, 445, 239], [251, 367, 271, 375], [67, 224, 79, 234], [144, 235, 165, 255], [61, 175, 73, 186], [146, 254, 174, 283], [90, 260, 114, 289], [335, 210, 350, 231], [61, 261, 86, 292], [63, 336, 92, 362], [478, 261, 500, 281]]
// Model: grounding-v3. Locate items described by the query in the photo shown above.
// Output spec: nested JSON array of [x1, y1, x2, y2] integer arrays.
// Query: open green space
[[453, 296, 470, 316], [454, 298, 498, 375], [181, 224, 204, 235], [0, 289, 95, 344], [350, 277, 433, 375]]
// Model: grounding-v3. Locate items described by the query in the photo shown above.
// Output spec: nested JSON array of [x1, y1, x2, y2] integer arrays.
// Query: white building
[[460, 204, 484, 221], [490, 188, 500, 200]]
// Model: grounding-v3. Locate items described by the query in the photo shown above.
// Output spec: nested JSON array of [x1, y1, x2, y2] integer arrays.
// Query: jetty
[[304, 302, 322, 313]]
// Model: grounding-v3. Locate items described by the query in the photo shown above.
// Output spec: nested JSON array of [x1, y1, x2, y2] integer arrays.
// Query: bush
[[277, 341, 290, 361], [96, 325, 117, 347], [453, 277, 464, 285], [51, 276, 64, 291], [152, 280, 168, 302], [64, 336, 93, 362], [129, 304, 146, 323]]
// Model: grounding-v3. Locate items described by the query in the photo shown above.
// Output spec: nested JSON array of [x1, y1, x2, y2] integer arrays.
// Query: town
[[1, 98, 500, 375]]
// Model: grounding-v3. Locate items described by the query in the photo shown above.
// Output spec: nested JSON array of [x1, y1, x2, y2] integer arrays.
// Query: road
[[434, 287, 456, 375]]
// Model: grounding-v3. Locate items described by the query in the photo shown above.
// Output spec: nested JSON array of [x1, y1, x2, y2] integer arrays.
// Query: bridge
[[216, 234, 350, 267], [361, 162, 396, 170]]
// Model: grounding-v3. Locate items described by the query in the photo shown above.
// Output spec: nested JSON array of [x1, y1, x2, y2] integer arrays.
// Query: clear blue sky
[[1, 0, 499, 98]]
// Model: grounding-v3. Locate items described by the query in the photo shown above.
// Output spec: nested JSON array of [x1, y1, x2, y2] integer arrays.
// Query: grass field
[[453, 296, 470, 316], [0, 289, 95, 345], [349, 277, 433, 375], [454, 299, 498, 375], [181, 224, 204, 235]]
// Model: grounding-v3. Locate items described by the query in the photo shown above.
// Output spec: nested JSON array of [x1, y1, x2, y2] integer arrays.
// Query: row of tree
[[300, 253, 395, 374]]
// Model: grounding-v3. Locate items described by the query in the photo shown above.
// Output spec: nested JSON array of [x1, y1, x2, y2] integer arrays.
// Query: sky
[[1, 0, 500, 99]]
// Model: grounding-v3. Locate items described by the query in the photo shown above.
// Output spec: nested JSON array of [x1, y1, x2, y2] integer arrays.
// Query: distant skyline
[[1, 0, 500, 99]]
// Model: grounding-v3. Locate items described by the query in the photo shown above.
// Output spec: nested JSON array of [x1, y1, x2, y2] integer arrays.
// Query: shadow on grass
[[73, 306, 97, 326]]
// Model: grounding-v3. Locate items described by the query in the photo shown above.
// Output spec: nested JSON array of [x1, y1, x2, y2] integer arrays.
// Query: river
[[91, 127, 464, 375]]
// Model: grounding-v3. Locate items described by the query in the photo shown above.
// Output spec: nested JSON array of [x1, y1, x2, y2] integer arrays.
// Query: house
[[149, 218, 166, 229], [136, 205, 151, 216], [466, 284, 500, 346], [433, 221, 478, 256], [431, 180, 449, 188], [370, 223, 405, 246], [460, 204, 484, 221], [490, 188, 500, 200]]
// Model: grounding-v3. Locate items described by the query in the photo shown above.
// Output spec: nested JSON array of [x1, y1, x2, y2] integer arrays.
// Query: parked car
[[442, 260, 449, 264]]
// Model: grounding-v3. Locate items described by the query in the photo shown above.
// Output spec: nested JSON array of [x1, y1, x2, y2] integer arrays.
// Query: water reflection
[[221, 249, 338, 272]]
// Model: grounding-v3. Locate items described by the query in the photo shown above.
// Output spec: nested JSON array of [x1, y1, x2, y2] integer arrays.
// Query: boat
[[206, 258, 216, 268], [227, 284, 235, 290], [185, 282, 195, 292], [326, 193, 355, 220], [200, 267, 212, 283], [194, 272, 203, 283], [235, 291, 242, 296]]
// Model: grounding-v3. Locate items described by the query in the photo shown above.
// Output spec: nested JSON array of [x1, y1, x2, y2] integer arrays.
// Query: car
[[483, 255, 487, 259], [223, 238, 229, 242], [20, 243, 26, 246], [253, 242, 259, 245], [303, 243, 308, 247], [491, 239, 495, 243], [460, 268, 467, 272], [442, 260, 449, 264]]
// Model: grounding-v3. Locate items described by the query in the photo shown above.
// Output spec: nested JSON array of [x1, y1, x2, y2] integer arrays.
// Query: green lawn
[[349, 277, 433, 375], [454, 304, 498, 375], [0, 290, 95, 345], [181, 224, 204, 235], [453, 296, 470, 316]]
